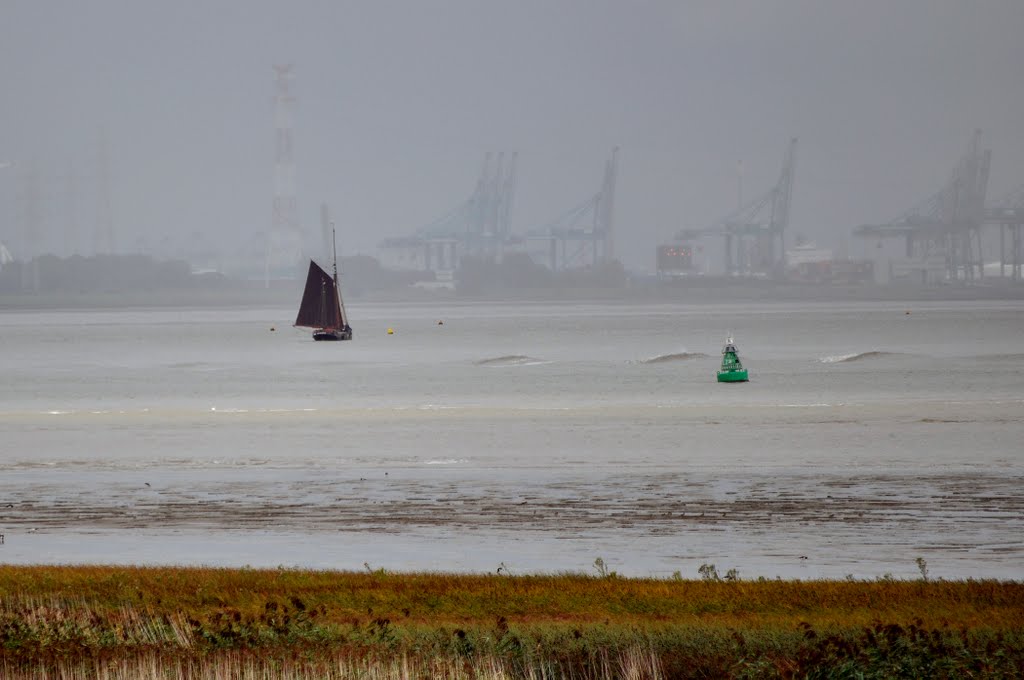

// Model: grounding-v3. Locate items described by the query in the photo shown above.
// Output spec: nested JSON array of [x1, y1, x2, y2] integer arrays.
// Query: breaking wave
[[475, 355, 548, 367], [641, 352, 709, 364], [819, 351, 900, 363]]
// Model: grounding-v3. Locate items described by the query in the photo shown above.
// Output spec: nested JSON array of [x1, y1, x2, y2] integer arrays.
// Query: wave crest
[[820, 351, 899, 363], [641, 352, 709, 364], [475, 355, 546, 367]]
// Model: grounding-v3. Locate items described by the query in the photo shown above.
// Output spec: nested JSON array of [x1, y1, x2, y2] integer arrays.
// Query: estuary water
[[1, 299, 1022, 580]]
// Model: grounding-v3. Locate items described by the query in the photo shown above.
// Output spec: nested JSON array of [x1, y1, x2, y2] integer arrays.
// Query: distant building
[[785, 243, 833, 282], [785, 243, 873, 284], [0, 241, 13, 270], [656, 244, 697, 279]]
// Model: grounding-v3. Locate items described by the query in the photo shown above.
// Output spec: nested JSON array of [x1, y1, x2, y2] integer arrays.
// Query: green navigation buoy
[[717, 334, 749, 383]]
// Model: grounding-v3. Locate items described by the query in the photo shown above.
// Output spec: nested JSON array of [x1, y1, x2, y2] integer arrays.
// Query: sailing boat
[[717, 334, 748, 382], [294, 224, 352, 341]]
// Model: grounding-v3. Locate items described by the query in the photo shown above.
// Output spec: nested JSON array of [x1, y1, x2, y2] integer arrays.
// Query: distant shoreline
[[1, 280, 1022, 310]]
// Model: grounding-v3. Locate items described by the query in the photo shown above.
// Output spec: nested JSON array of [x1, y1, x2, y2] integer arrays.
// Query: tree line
[[0, 254, 203, 294]]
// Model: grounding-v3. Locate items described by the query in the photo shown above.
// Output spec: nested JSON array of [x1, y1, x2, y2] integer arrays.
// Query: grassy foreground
[[1, 565, 1022, 679]]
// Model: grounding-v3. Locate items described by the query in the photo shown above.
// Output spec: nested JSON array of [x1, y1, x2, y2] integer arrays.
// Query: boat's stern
[[313, 326, 353, 341]]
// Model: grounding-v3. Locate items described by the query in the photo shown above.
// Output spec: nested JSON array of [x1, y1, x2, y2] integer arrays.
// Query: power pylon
[[266, 64, 303, 283]]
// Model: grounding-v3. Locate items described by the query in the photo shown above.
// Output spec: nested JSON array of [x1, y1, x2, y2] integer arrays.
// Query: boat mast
[[331, 221, 350, 326], [332, 222, 338, 284]]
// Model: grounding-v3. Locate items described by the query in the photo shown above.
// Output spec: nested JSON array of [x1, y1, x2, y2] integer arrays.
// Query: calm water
[[1, 299, 1022, 579]]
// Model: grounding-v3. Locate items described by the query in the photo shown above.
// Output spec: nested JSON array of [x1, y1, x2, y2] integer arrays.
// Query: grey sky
[[2, 0, 1023, 270]]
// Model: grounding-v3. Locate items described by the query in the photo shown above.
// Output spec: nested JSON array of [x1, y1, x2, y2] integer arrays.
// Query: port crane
[[526, 147, 619, 271], [986, 183, 1024, 281], [855, 129, 991, 283], [379, 151, 518, 271], [676, 138, 798, 276]]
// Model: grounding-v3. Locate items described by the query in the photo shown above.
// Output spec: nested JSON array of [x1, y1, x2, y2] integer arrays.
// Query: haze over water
[[4, 2, 1024, 271], [1, 300, 1022, 580]]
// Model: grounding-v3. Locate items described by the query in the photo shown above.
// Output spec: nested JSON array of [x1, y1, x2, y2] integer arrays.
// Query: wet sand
[[2, 402, 1021, 579]]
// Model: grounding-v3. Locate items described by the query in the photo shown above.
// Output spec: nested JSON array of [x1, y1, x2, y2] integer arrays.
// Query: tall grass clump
[[1, 565, 1022, 678]]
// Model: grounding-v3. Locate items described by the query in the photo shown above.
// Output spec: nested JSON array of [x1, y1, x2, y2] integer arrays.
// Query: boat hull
[[313, 327, 353, 341], [717, 369, 748, 383]]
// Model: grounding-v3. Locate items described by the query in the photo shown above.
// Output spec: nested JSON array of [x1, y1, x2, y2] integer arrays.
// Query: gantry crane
[[986, 184, 1024, 281], [527, 147, 619, 271], [379, 151, 518, 271], [855, 129, 991, 283], [677, 138, 798, 276]]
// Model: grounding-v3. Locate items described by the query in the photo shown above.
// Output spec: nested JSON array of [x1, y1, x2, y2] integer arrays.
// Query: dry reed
[[1, 566, 1021, 678]]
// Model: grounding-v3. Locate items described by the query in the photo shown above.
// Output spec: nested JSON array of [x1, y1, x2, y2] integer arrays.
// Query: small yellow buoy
[[387, 328, 394, 335]]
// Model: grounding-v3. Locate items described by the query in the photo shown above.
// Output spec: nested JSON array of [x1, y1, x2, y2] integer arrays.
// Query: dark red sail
[[294, 260, 344, 330]]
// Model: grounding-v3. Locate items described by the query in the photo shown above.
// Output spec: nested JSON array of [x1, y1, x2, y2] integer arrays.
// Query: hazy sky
[[2, 0, 1023, 270]]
